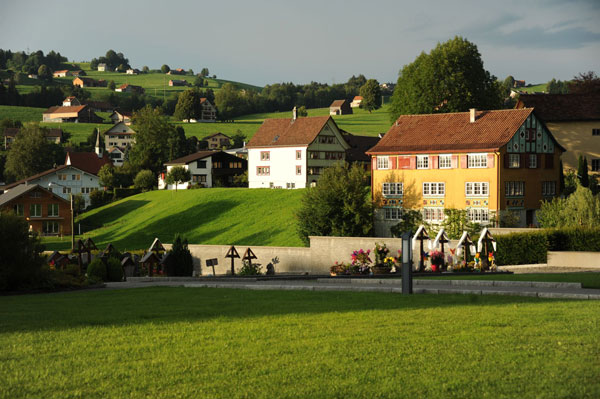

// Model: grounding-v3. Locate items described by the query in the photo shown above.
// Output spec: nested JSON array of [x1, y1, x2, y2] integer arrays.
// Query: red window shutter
[[409, 156, 416, 170], [487, 153, 495, 168], [432, 155, 439, 169], [391, 156, 397, 170], [451, 155, 458, 169], [372, 157, 377, 170], [460, 155, 467, 169], [504, 154, 509, 168], [545, 154, 554, 169], [398, 156, 410, 169]]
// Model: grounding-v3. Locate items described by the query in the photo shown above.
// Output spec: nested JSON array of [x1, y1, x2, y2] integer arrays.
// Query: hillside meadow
[[43, 188, 306, 251]]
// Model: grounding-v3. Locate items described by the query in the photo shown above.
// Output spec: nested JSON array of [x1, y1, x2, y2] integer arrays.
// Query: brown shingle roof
[[368, 108, 536, 154], [43, 105, 87, 114], [65, 152, 112, 175], [165, 150, 217, 165], [342, 133, 380, 162], [2, 165, 70, 190], [330, 100, 346, 108], [247, 116, 332, 148], [515, 93, 600, 121]]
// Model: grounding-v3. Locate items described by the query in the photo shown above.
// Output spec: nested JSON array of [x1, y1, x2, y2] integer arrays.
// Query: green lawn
[[42, 188, 305, 251], [0, 105, 46, 121], [518, 83, 547, 93], [0, 287, 598, 398], [420, 272, 600, 289]]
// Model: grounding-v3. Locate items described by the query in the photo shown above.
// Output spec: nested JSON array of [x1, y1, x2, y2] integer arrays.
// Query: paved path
[[105, 277, 600, 300]]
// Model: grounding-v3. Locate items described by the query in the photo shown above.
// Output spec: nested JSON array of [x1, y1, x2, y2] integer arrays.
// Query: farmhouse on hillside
[[169, 79, 187, 87], [73, 77, 104, 88], [62, 96, 81, 106], [515, 93, 600, 174], [367, 108, 565, 235], [246, 108, 351, 189], [0, 184, 72, 236], [104, 121, 136, 166], [158, 151, 247, 189], [199, 98, 217, 121], [42, 104, 103, 123], [110, 110, 132, 125], [53, 70, 70, 78], [351, 96, 363, 108], [97, 63, 111, 72], [329, 99, 353, 115], [115, 84, 144, 94], [202, 133, 231, 149]]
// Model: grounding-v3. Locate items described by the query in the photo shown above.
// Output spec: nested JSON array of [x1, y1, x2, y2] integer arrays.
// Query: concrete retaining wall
[[547, 251, 600, 269]]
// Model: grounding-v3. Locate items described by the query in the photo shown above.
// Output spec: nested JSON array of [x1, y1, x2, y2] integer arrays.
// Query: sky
[[1, 0, 599, 87]]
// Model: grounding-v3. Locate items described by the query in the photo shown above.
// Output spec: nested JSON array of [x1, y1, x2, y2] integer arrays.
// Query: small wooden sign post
[[206, 258, 218, 276], [225, 246, 240, 275]]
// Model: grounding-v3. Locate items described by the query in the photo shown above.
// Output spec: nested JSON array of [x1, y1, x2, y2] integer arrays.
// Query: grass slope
[[0, 287, 598, 398], [0, 105, 46, 122], [43, 188, 305, 251]]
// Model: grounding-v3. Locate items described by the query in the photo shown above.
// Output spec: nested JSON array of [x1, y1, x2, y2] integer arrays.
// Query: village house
[[367, 108, 565, 235], [329, 99, 353, 115], [199, 98, 217, 121], [72, 77, 104, 88], [53, 70, 70, 78], [115, 84, 144, 94], [126, 68, 140, 75], [351, 96, 363, 108], [169, 79, 187, 87], [167, 68, 186, 75], [246, 108, 351, 189], [515, 93, 600, 174], [3, 127, 63, 150], [0, 184, 72, 236], [97, 63, 111, 72], [158, 151, 247, 189], [70, 70, 86, 77], [202, 133, 231, 149], [109, 110, 132, 125], [42, 104, 103, 123], [62, 96, 81, 106], [104, 121, 136, 166]]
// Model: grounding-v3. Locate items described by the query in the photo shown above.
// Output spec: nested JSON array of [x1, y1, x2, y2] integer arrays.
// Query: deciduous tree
[[134, 169, 156, 191], [174, 89, 201, 121], [359, 79, 382, 113], [165, 166, 191, 191], [161, 64, 170, 74]]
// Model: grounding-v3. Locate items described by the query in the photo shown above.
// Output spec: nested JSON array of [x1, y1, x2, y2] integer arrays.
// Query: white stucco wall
[[24, 167, 101, 207], [248, 146, 306, 189]]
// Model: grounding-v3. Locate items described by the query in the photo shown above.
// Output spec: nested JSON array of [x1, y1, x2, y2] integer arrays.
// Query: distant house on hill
[[62, 96, 81, 107], [104, 122, 136, 166], [3, 127, 63, 150], [71, 70, 86, 77], [199, 98, 217, 121], [169, 79, 187, 87], [351, 96, 363, 108], [53, 70, 70, 78], [202, 133, 231, 149], [126, 68, 140, 75], [514, 80, 526, 88], [115, 84, 144, 94], [168, 68, 185, 75], [42, 105, 103, 123], [329, 99, 352, 115], [97, 63, 111, 72], [109, 110, 133, 125], [158, 150, 247, 189], [73, 77, 102, 88]]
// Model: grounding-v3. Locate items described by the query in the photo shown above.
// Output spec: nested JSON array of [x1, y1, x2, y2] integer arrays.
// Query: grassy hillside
[[0, 105, 45, 121], [518, 83, 547, 93], [42, 188, 305, 251]]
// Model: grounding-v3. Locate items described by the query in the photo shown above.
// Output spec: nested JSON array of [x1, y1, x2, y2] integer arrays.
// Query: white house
[[104, 121, 136, 166], [350, 96, 363, 108], [158, 151, 247, 190], [246, 108, 351, 189]]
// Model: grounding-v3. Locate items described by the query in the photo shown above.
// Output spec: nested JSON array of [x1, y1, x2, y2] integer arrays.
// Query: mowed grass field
[[43, 188, 305, 251], [0, 287, 598, 398]]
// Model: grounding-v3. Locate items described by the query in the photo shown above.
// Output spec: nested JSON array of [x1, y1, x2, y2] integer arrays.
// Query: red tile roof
[[65, 151, 112, 175], [515, 93, 600, 121], [368, 108, 537, 154], [353, 96, 363, 101], [246, 116, 332, 147], [43, 105, 87, 114]]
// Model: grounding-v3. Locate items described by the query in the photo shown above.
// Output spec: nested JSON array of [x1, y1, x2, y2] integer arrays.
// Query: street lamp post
[[48, 182, 75, 251]]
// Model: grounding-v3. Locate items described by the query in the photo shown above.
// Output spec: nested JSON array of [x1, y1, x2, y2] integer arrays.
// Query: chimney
[[470, 108, 477, 123], [292, 106, 297, 121]]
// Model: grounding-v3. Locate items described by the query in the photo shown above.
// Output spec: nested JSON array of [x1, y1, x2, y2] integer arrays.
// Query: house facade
[[202, 133, 231, 149], [104, 122, 136, 166], [53, 70, 70, 78], [516, 93, 600, 173], [351, 96, 363, 108], [247, 111, 351, 189], [0, 184, 72, 236], [329, 99, 353, 115], [116, 84, 144, 94], [367, 108, 565, 235], [109, 110, 132, 125], [200, 98, 217, 121], [73, 77, 101, 88], [42, 105, 103, 123], [158, 151, 247, 190]]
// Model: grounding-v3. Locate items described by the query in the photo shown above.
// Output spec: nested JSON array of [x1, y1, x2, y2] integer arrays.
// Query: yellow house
[[367, 108, 565, 236], [516, 93, 600, 174]]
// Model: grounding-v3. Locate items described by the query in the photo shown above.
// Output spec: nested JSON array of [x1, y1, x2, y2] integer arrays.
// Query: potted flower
[[330, 261, 347, 276], [430, 250, 445, 272], [372, 243, 393, 274], [350, 249, 372, 275]]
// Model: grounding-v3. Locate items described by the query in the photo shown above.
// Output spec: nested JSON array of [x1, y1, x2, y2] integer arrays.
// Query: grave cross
[[225, 246, 240, 275]]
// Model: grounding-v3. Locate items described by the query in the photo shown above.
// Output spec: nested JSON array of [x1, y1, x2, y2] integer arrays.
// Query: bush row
[[495, 227, 600, 265]]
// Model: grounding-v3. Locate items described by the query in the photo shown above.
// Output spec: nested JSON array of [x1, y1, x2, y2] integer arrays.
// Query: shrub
[[165, 234, 194, 276], [106, 257, 123, 282], [546, 227, 600, 251], [0, 212, 46, 291], [238, 260, 262, 276], [86, 258, 107, 282], [495, 231, 548, 266], [90, 189, 112, 208], [134, 169, 156, 192]]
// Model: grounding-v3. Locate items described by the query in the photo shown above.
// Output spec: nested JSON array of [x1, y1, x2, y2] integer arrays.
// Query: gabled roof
[[165, 150, 217, 165], [65, 151, 112, 175], [2, 165, 71, 190], [342, 132, 380, 162], [0, 183, 69, 206], [202, 132, 230, 141], [330, 100, 347, 108], [515, 93, 600, 121], [246, 116, 333, 148], [368, 108, 538, 154], [43, 105, 88, 115], [353, 96, 363, 101]]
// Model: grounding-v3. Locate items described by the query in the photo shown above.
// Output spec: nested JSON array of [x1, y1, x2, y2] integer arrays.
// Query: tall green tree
[[161, 64, 170, 74], [134, 169, 155, 191], [546, 78, 569, 94], [165, 166, 191, 191], [389, 36, 503, 123], [174, 89, 201, 121], [214, 83, 247, 120], [4, 124, 65, 181], [359, 79, 382, 113], [37, 64, 51, 82], [538, 184, 600, 228], [128, 106, 184, 174], [577, 155, 589, 187], [296, 163, 373, 245]]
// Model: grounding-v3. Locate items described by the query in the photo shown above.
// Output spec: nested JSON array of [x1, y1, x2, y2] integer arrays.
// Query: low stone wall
[[547, 251, 600, 269]]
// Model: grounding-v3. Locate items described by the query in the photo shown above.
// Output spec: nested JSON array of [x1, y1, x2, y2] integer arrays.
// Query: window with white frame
[[377, 156, 389, 170], [423, 182, 445, 196], [296, 150, 302, 160], [260, 151, 270, 161], [439, 155, 452, 169], [296, 165, 302, 175], [286, 182, 296, 189], [423, 207, 445, 222], [256, 166, 270, 176], [465, 182, 489, 197], [58, 174, 67, 181], [508, 154, 520, 168], [467, 153, 487, 168], [505, 181, 525, 196], [468, 208, 489, 223], [528, 154, 537, 168], [48, 204, 59, 217], [384, 207, 402, 220], [30, 204, 41, 217], [417, 155, 429, 169], [542, 181, 556, 196], [62, 187, 71, 194], [382, 182, 403, 196]]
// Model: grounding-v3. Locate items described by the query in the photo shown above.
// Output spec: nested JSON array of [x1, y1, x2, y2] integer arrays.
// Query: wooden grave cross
[[225, 246, 240, 275]]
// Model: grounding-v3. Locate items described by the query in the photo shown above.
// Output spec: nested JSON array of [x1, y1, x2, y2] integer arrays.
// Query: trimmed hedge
[[495, 227, 600, 265], [86, 259, 107, 282]]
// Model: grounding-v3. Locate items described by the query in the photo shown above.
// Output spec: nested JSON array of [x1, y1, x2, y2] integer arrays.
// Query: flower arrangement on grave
[[374, 243, 390, 266], [350, 249, 372, 275], [488, 252, 497, 272], [473, 253, 482, 272], [330, 261, 350, 276], [430, 250, 445, 272]]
